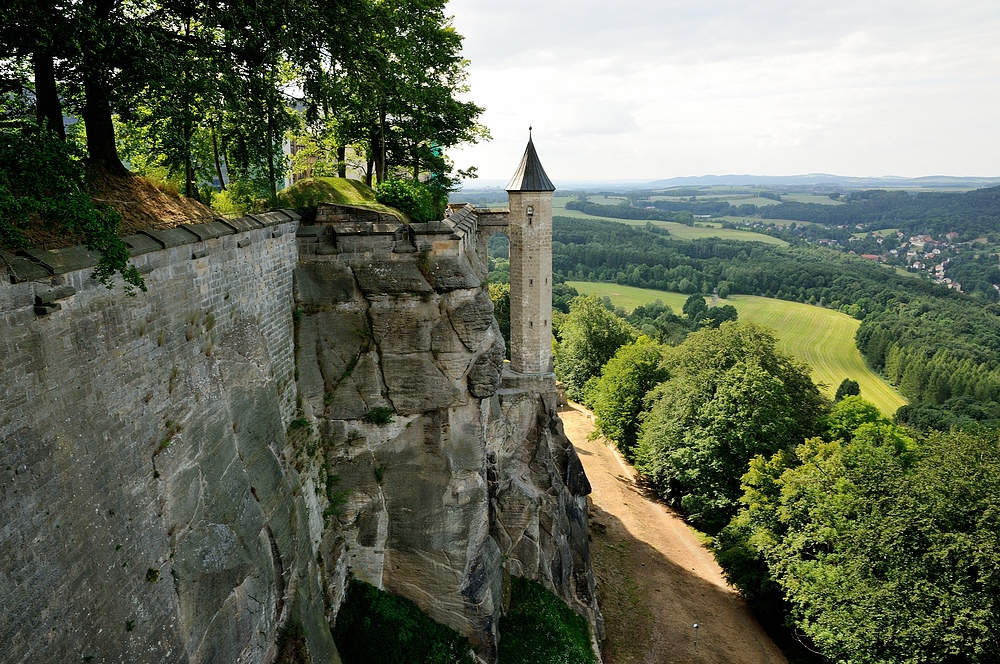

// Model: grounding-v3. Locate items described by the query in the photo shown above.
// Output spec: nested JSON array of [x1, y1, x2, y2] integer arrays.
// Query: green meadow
[[566, 281, 907, 415], [553, 197, 788, 245]]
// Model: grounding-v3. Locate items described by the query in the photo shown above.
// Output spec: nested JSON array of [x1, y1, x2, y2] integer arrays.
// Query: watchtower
[[506, 133, 556, 375]]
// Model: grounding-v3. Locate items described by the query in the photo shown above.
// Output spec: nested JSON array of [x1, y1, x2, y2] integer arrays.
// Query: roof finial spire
[[529, 125, 533, 140]]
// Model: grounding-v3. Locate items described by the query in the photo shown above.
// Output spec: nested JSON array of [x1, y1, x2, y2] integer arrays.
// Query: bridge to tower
[[473, 135, 556, 376]]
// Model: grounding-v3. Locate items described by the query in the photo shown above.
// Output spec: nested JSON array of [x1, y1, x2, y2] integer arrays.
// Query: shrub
[[375, 178, 440, 222], [0, 129, 144, 293], [498, 577, 595, 664], [365, 407, 394, 425], [332, 579, 475, 664]]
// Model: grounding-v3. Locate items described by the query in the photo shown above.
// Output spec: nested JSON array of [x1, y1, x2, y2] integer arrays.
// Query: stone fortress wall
[[0, 196, 599, 663], [0, 212, 338, 663]]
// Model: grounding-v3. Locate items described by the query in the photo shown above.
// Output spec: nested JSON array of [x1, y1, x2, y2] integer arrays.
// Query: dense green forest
[[547, 215, 1000, 428], [559, 307, 1000, 662]]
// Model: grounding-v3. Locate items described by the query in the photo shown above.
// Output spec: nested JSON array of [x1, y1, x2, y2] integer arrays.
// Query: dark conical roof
[[505, 136, 555, 192]]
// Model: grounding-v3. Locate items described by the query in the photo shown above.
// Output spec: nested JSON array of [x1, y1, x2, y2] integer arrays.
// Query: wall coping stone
[[3, 209, 301, 279], [222, 216, 266, 232], [180, 221, 233, 241], [123, 234, 164, 256], [19, 245, 101, 273], [141, 227, 202, 248]]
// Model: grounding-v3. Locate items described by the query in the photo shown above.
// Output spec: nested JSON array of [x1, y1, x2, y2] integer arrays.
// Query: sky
[[445, 0, 1000, 184]]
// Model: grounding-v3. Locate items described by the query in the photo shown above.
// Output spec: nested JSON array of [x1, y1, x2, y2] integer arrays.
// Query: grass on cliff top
[[566, 281, 907, 415], [276, 177, 405, 220]]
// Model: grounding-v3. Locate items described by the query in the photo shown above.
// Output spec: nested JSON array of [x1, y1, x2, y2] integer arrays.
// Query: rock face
[[0, 208, 600, 664], [296, 240, 600, 661], [0, 217, 338, 664]]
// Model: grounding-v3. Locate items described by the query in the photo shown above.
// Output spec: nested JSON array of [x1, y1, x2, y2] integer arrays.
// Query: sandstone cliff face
[[1, 210, 600, 664], [295, 242, 600, 661], [0, 219, 338, 664]]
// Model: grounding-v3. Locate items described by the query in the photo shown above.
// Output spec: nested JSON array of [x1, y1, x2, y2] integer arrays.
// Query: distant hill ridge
[[462, 174, 1000, 192], [644, 174, 1000, 189]]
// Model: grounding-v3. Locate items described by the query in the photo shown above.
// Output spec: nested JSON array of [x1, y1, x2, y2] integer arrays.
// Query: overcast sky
[[445, 0, 1000, 183]]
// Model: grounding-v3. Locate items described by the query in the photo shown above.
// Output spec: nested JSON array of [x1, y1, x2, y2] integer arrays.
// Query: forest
[[495, 213, 1000, 428], [551, 292, 1000, 663]]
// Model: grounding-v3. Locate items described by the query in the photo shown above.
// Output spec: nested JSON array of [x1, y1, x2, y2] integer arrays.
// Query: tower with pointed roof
[[506, 132, 556, 374]]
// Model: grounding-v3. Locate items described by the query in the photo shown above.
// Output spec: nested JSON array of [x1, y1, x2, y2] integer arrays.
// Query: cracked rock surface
[[296, 249, 600, 663]]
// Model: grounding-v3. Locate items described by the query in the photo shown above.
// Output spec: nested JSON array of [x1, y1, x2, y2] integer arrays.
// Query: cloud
[[447, 0, 1000, 180]]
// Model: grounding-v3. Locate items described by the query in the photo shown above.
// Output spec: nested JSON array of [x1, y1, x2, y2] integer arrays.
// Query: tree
[[586, 336, 670, 461], [635, 321, 826, 533], [682, 293, 708, 327], [554, 294, 637, 402], [834, 377, 861, 401], [722, 425, 1000, 663], [0, 129, 144, 292], [487, 282, 510, 360], [703, 303, 737, 328]]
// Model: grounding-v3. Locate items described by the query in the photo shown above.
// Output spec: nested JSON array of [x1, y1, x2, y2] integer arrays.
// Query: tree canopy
[[554, 294, 637, 402], [586, 336, 670, 461], [635, 321, 827, 533], [1, 0, 486, 283], [719, 411, 1000, 663]]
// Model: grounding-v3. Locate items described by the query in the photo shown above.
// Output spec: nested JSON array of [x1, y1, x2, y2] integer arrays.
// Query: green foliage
[[498, 577, 595, 664], [682, 293, 708, 323], [834, 377, 861, 401], [702, 304, 738, 328], [586, 336, 670, 461], [722, 424, 1000, 663], [365, 407, 395, 425], [488, 282, 511, 360], [0, 129, 144, 293], [375, 177, 441, 222], [635, 321, 827, 533], [332, 579, 475, 664], [288, 418, 313, 433], [555, 294, 637, 402], [823, 395, 886, 442]]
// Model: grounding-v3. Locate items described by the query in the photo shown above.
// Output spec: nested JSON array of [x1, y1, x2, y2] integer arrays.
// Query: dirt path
[[561, 404, 786, 664]]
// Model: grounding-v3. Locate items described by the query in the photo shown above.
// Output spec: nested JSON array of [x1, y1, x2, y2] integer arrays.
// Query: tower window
[[529, 279, 533, 286], [529, 321, 533, 328]]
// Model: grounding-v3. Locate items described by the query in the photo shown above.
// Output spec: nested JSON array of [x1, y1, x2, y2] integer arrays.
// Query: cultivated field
[[553, 198, 788, 245], [655, 222, 788, 245], [566, 282, 907, 414], [565, 281, 691, 313]]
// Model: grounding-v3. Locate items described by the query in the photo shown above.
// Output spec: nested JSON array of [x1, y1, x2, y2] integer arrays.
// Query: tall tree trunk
[[365, 158, 373, 187], [183, 18, 196, 200], [183, 121, 196, 199], [212, 124, 226, 190], [32, 50, 65, 140], [374, 104, 387, 183], [81, 0, 127, 174], [263, 68, 278, 200], [337, 145, 346, 178]]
